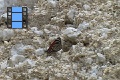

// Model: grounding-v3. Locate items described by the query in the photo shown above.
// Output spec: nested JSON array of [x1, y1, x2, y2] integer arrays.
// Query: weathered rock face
[[0, 0, 120, 80]]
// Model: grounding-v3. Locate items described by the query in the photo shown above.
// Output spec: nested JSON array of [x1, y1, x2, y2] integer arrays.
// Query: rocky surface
[[0, 0, 120, 80]]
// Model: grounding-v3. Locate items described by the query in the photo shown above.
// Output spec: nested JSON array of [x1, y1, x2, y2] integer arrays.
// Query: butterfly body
[[46, 37, 62, 53]]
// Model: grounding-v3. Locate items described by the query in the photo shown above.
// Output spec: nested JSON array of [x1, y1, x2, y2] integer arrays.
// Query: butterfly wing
[[46, 37, 62, 53]]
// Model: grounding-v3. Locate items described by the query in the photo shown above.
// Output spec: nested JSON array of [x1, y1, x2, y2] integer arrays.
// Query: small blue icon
[[7, 7, 28, 29], [12, 7, 22, 12], [12, 22, 22, 28], [12, 13, 22, 21]]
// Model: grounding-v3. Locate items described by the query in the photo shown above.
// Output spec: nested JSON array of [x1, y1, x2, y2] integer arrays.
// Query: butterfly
[[46, 37, 62, 53]]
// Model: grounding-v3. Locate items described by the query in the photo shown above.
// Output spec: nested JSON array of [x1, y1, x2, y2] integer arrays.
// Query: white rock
[[90, 65, 98, 74], [67, 9, 75, 20], [44, 29, 51, 34], [101, 33, 108, 39], [55, 73, 62, 77], [86, 58, 93, 64], [14, 62, 23, 67], [106, 1, 112, 7], [28, 69, 33, 73], [14, 62, 24, 67], [97, 77, 103, 80], [88, 65, 99, 79], [74, 77, 79, 80], [3, 29, 15, 40], [48, 0, 57, 7], [34, 30, 43, 36], [11, 43, 34, 55], [78, 21, 90, 31], [51, 17, 60, 21], [31, 27, 38, 31], [11, 43, 25, 55], [83, 4, 91, 10], [35, 48, 45, 56], [31, 27, 43, 36], [0, 0, 4, 9], [0, 29, 15, 41], [62, 64, 71, 70], [40, 10, 47, 15], [25, 59, 36, 67], [5, 75, 12, 80], [73, 63, 77, 70], [1, 12, 7, 18], [90, 73, 97, 79], [97, 53, 106, 62], [33, 78, 39, 80], [4, 41, 9, 45], [14, 58, 35, 68], [0, 60, 8, 70], [10, 54, 26, 64], [71, 45, 76, 53], [62, 27, 81, 38], [45, 56, 54, 62], [62, 27, 77, 34], [99, 28, 110, 39], [0, 45, 4, 51]]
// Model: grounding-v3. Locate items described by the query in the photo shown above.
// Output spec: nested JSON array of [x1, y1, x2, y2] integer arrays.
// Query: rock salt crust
[[0, 0, 120, 80]]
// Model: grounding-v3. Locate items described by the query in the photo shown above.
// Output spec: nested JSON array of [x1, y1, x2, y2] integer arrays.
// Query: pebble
[[0, 60, 8, 70], [10, 54, 26, 64], [31, 27, 43, 36], [97, 53, 106, 63], [78, 21, 90, 31], [72, 63, 77, 70], [62, 27, 81, 38], [0, 29, 15, 41], [0, 13, 7, 18], [86, 58, 93, 64], [83, 4, 91, 10], [35, 48, 45, 56], [25, 59, 36, 67], [67, 9, 75, 20]]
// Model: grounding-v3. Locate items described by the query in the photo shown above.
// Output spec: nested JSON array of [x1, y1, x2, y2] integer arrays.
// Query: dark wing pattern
[[46, 37, 62, 53]]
